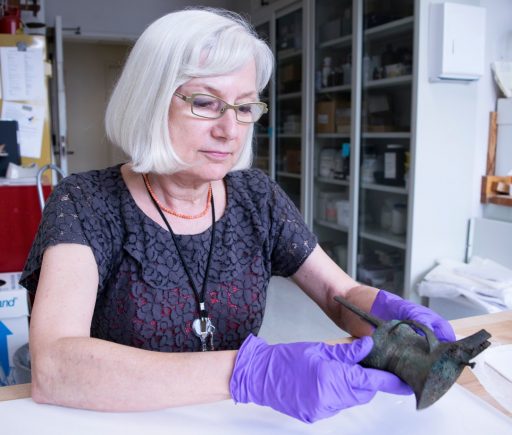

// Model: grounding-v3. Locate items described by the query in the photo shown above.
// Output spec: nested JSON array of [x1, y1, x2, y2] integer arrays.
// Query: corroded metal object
[[333, 295, 491, 409]]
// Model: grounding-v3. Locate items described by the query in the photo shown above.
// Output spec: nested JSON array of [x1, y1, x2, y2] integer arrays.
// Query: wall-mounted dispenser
[[429, 3, 486, 82]]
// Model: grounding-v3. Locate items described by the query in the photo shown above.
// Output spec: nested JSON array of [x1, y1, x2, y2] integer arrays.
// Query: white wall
[[45, 0, 244, 41], [64, 42, 130, 173]]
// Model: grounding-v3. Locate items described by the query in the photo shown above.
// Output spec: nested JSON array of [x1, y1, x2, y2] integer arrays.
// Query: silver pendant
[[192, 317, 216, 351]]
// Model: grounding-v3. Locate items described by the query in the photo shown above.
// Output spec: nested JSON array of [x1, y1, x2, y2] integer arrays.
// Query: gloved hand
[[230, 334, 412, 423], [370, 289, 456, 342]]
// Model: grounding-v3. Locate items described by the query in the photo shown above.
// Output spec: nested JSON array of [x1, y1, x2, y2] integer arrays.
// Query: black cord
[[143, 175, 216, 318]]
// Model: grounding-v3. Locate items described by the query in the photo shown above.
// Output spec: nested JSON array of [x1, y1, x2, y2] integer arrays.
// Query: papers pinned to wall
[[0, 46, 45, 102], [1, 102, 44, 158]]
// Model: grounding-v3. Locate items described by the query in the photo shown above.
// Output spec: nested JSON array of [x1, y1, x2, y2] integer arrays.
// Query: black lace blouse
[[21, 165, 317, 352]]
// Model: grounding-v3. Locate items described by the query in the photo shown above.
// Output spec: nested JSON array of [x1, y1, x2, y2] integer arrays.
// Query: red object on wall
[[0, 185, 51, 273], [0, 7, 21, 34]]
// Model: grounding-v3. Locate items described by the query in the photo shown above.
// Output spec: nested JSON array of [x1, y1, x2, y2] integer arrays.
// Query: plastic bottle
[[342, 142, 350, 179], [322, 57, 332, 88]]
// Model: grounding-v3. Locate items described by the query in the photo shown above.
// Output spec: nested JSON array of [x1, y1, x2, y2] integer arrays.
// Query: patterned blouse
[[21, 165, 317, 352]]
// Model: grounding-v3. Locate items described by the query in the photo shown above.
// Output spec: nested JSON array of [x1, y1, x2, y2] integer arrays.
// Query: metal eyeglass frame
[[174, 92, 268, 124]]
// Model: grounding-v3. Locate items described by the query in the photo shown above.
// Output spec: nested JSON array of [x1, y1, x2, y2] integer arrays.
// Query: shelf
[[315, 219, 349, 233], [316, 84, 351, 94], [277, 48, 302, 61], [362, 132, 411, 139], [278, 91, 302, 101], [481, 175, 512, 207], [278, 133, 301, 139], [316, 133, 350, 139], [316, 177, 349, 187], [364, 75, 413, 89], [365, 16, 414, 40], [359, 226, 406, 249], [318, 34, 352, 50], [361, 183, 407, 194], [277, 171, 301, 180], [487, 196, 512, 206]]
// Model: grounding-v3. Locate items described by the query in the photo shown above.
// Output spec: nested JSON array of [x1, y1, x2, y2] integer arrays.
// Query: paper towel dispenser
[[429, 3, 486, 82]]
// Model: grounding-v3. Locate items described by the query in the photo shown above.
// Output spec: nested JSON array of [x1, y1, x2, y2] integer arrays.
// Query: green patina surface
[[333, 295, 491, 410]]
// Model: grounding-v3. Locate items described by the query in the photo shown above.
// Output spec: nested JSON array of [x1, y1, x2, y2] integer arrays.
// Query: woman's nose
[[211, 108, 239, 140]]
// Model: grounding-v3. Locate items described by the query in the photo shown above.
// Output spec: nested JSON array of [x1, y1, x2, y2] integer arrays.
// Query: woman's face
[[168, 60, 257, 182]]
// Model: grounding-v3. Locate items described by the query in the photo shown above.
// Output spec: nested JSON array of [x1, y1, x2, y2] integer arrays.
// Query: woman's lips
[[202, 150, 231, 160]]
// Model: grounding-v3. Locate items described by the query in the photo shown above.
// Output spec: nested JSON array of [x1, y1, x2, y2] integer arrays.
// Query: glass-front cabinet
[[275, 5, 303, 210], [254, 21, 272, 175], [251, 0, 417, 297], [313, 0, 353, 271], [357, 0, 415, 292]]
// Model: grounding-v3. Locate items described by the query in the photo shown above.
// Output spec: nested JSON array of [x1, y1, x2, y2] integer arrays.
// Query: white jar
[[336, 200, 350, 228], [319, 148, 336, 178]]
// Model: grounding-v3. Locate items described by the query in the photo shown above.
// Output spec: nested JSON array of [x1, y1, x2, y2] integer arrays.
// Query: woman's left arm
[[290, 245, 379, 337], [291, 244, 455, 341]]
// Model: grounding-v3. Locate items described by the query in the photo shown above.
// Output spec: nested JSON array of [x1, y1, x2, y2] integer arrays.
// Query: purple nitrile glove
[[370, 289, 456, 342], [230, 334, 412, 423]]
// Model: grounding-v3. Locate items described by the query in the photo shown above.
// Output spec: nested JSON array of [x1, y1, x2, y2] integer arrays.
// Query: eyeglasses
[[174, 92, 268, 124]]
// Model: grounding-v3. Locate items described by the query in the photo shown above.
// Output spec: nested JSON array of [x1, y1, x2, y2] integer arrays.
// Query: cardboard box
[[285, 149, 301, 173], [336, 107, 351, 133], [317, 99, 351, 134], [280, 63, 299, 83], [316, 101, 336, 133], [0, 271, 29, 386]]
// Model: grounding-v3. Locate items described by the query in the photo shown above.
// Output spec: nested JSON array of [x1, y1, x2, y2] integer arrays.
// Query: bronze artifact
[[333, 295, 491, 409]]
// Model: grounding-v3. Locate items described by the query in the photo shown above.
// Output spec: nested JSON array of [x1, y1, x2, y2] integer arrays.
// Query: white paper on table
[[486, 345, 512, 382], [0, 384, 510, 435], [0, 46, 45, 101], [1, 101, 44, 158], [473, 344, 512, 412]]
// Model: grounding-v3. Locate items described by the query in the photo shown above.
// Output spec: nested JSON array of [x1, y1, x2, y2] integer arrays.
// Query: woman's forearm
[[31, 336, 237, 411], [291, 246, 380, 338], [337, 284, 380, 337]]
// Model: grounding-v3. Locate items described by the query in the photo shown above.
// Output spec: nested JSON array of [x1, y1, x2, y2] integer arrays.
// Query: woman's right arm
[[29, 243, 237, 411]]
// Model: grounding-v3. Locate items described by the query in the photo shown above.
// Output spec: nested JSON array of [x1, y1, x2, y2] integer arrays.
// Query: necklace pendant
[[192, 317, 216, 351]]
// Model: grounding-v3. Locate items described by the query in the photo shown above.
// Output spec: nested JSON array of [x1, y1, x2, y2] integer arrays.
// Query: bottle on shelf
[[363, 56, 371, 83], [319, 148, 337, 178], [380, 199, 394, 230], [322, 56, 332, 88], [390, 203, 407, 235], [342, 56, 351, 85], [342, 142, 350, 180]]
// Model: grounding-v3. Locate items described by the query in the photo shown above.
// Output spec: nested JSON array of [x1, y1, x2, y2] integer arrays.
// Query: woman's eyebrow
[[199, 85, 258, 100]]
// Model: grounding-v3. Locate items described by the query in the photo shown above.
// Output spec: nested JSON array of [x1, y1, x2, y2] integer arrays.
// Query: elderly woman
[[21, 8, 454, 423]]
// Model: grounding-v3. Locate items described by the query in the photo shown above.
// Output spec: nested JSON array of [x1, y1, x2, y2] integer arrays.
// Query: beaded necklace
[[142, 173, 212, 220]]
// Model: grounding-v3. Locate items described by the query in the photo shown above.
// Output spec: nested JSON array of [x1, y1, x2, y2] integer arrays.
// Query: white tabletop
[[0, 384, 510, 435]]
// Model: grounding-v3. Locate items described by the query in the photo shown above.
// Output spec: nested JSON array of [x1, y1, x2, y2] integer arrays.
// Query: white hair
[[105, 7, 274, 174]]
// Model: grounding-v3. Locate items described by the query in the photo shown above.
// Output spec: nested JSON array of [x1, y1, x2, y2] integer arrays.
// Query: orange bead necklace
[[142, 173, 212, 220]]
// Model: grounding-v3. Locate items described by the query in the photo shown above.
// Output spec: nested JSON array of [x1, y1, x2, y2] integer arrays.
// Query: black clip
[[16, 42, 27, 52]]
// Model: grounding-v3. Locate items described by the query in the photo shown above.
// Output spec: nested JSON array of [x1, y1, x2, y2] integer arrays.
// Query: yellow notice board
[[0, 34, 51, 169]]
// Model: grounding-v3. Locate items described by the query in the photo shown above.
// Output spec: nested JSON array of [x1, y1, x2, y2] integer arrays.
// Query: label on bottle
[[384, 152, 396, 179]]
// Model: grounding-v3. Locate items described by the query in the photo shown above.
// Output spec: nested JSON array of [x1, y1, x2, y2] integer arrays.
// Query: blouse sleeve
[[267, 179, 317, 277], [20, 176, 113, 295]]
